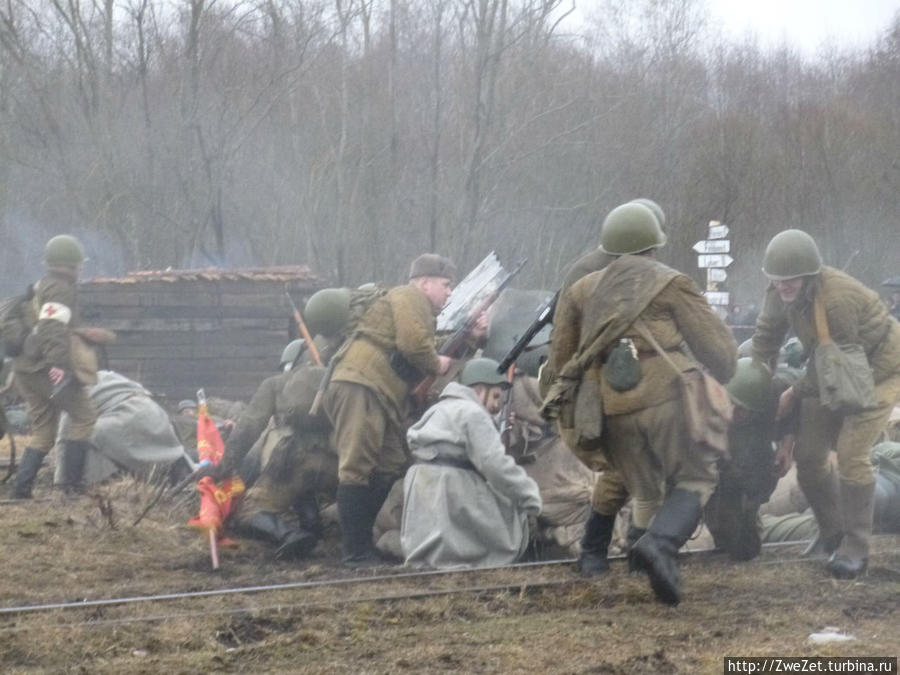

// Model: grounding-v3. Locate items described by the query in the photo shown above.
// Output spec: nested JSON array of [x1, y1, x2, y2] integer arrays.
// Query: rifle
[[496, 290, 558, 374], [411, 258, 527, 406], [0, 404, 14, 484], [499, 364, 515, 451], [284, 288, 322, 367]]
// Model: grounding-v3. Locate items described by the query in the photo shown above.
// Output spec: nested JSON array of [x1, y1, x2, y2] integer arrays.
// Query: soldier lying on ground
[[761, 441, 900, 543]]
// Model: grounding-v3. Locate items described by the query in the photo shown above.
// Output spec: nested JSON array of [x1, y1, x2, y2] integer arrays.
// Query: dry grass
[[0, 435, 898, 674]]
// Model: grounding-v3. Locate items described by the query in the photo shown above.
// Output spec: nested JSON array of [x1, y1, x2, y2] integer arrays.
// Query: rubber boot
[[12, 448, 47, 499], [577, 511, 615, 577], [236, 511, 318, 560], [625, 523, 647, 573], [292, 491, 323, 538], [337, 483, 382, 567], [58, 440, 90, 494], [631, 488, 702, 606], [826, 481, 875, 580], [797, 469, 843, 556]]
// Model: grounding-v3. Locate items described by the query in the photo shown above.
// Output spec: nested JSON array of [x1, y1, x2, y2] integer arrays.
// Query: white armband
[[38, 302, 72, 325]]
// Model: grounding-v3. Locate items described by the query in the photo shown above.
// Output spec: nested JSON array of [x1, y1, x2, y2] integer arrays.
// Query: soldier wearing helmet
[[322, 254, 459, 566], [704, 359, 780, 561], [548, 202, 736, 605], [751, 229, 900, 579], [11, 235, 99, 498], [401, 357, 542, 569], [548, 199, 668, 579]]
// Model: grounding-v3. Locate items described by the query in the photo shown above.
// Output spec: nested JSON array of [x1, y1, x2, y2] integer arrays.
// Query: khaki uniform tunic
[[752, 266, 900, 486], [552, 257, 736, 527], [325, 284, 441, 485], [553, 247, 626, 517], [13, 272, 96, 451]]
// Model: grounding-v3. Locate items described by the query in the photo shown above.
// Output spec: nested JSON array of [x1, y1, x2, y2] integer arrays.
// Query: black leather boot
[[12, 448, 47, 499], [631, 488, 701, 606], [625, 523, 648, 573], [236, 511, 317, 560], [337, 483, 382, 567], [292, 491, 323, 538], [58, 440, 90, 494], [577, 511, 616, 577]]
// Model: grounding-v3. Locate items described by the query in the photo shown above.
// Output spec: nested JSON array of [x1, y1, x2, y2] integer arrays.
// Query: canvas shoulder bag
[[633, 319, 733, 455], [812, 293, 876, 414]]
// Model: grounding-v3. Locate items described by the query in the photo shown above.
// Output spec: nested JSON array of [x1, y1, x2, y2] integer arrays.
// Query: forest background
[[0, 0, 898, 307]]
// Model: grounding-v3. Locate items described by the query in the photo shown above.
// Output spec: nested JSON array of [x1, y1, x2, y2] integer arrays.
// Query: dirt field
[[0, 437, 898, 675]]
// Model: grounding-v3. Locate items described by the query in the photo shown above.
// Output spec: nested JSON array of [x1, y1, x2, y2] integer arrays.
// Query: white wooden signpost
[[697, 221, 732, 309]]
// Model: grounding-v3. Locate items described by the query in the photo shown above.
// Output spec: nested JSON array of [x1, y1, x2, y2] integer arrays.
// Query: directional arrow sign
[[707, 268, 728, 283], [693, 239, 731, 254], [697, 254, 734, 268], [704, 291, 730, 306], [708, 223, 730, 239]]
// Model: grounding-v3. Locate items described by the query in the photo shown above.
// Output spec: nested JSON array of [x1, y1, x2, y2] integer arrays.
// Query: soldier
[[12, 235, 98, 498], [401, 358, 542, 569], [323, 254, 456, 565], [200, 330, 343, 558], [704, 358, 779, 561], [549, 203, 736, 604], [751, 229, 900, 578], [552, 199, 666, 577]]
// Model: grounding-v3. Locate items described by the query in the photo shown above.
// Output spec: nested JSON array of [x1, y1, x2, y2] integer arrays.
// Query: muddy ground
[[0, 436, 898, 675]]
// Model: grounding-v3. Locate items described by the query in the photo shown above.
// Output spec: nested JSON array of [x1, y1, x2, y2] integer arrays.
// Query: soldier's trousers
[[602, 397, 720, 529], [323, 382, 408, 486], [795, 373, 900, 487], [557, 424, 630, 517], [14, 369, 97, 452], [236, 431, 337, 524]]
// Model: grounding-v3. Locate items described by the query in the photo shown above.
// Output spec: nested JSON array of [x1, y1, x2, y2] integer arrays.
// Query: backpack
[[0, 285, 37, 358]]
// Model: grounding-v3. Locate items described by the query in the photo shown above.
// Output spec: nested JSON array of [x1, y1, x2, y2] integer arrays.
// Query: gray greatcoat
[[401, 382, 542, 569]]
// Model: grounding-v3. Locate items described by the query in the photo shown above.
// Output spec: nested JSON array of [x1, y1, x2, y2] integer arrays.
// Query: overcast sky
[[706, 0, 898, 55]]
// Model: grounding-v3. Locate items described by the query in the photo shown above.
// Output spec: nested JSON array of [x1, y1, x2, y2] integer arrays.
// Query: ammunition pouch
[[389, 351, 422, 383]]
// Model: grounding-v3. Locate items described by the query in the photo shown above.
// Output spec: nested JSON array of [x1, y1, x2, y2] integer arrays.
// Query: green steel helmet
[[598, 202, 667, 255], [460, 357, 511, 389], [762, 229, 822, 280], [304, 287, 351, 337], [279, 338, 305, 370], [737, 338, 753, 359], [44, 234, 86, 267], [726, 358, 773, 413], [629, 198, 666, 229], [177, 399, 197, 414]]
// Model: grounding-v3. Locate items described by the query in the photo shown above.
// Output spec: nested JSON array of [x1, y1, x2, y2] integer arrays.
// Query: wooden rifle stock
[[284, 289, 322, 366]]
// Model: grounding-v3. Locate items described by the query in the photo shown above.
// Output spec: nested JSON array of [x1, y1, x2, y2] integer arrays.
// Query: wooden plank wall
[[79, 276, 321, 405]]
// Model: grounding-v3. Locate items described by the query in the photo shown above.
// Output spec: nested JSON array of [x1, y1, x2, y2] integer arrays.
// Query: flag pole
[[209, 529, 220, 570]]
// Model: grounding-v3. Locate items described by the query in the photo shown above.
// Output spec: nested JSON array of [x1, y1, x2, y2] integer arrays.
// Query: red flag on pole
[[187, 393, 244, 555]]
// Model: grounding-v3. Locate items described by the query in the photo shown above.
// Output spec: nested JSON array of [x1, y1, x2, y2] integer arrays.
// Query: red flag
[[187, 402, 244, 545]]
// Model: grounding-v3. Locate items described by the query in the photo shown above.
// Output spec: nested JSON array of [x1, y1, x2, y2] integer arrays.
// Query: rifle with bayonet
[[411, 258, 528, 407], [496, 290, 558, 374]]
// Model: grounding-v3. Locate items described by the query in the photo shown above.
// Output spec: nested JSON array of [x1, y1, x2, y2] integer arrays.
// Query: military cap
[[408, 254, 456, 281]]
